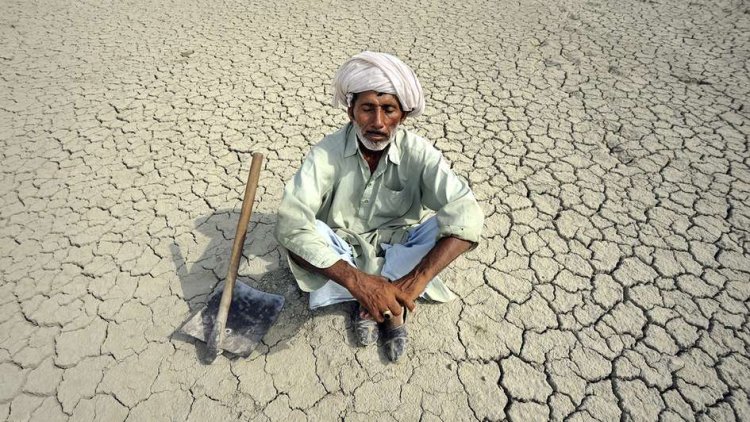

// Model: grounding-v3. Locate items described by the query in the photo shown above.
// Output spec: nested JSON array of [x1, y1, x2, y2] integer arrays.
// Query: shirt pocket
[[375, 186, 413, 218]]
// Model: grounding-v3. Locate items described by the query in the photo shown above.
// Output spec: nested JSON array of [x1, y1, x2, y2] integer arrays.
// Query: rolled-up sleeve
[[419, 147, 484, 245], [274, 147, 340, 289]]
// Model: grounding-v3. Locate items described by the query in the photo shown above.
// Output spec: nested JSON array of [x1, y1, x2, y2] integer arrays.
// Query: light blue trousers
[[308, 217, 440, 309]]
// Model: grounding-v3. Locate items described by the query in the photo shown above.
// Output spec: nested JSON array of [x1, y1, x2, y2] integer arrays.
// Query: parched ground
[[1, 0, 748, 420]]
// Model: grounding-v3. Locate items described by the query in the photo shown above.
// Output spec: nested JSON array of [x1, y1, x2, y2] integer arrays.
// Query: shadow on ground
[[168, 209, 308, 362]]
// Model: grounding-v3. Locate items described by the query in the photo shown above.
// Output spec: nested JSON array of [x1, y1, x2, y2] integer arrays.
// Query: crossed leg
[[305, 217, 440, 310]]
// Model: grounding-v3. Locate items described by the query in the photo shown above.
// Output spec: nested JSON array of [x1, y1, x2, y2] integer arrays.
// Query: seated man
[[275, 51, 484, 362]]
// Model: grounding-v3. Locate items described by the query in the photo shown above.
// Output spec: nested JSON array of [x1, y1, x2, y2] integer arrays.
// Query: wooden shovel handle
[[206, 152, 264, 360]]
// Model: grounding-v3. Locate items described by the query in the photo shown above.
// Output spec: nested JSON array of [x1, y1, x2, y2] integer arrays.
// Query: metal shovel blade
[[179, 281, 285, 357]]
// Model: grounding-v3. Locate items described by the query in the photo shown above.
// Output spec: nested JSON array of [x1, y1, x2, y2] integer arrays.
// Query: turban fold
[[331, 51, 425, 117]]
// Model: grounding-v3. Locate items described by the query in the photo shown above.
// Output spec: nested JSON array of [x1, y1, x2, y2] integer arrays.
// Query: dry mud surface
[[1, 0, 749, 420]]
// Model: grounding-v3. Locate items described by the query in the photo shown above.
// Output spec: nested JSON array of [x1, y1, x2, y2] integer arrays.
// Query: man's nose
[[372, 109, 385, 128]]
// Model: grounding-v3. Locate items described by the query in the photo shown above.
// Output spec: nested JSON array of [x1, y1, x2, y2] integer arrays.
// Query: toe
[[386, 336, 408, 361], [383, 324, 408, 362], [356, 324, 379, 346]]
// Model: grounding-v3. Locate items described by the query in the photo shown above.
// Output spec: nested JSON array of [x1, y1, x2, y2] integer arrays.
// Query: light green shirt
[[275, 122, 484, 301]]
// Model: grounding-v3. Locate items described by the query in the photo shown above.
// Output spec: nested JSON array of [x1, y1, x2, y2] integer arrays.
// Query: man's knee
[[314, 219, 334, 235], [404, 216, 440, 246], [311, 220, 354, 261]]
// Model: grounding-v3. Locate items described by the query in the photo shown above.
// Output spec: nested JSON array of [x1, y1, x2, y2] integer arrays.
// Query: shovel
[[179, 152, 285, 363]]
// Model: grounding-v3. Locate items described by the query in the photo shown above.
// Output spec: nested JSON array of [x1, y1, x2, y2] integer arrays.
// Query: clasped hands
[[348, 271, 427, 323], [287, 252, 433, 323]]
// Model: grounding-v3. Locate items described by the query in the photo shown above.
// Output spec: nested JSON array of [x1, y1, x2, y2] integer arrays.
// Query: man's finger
[[396, 294, 416, 312], [405, 300, 416, 312], [361, 303, 384, 323], [384, 296, 404, 320], [386, 301, 403, 318], [360, 309, 375, 320]]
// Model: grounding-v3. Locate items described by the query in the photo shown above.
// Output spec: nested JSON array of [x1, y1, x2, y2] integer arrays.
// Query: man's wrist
[[397, 271, 430, 296], [327, 260, 358, 291], [409, 267, 432, 287]]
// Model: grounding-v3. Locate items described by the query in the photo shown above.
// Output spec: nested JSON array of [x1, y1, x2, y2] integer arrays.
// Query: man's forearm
[[395, 236, 474, 300], [289, 252, 364, 291], [288, 251, 415, 320]]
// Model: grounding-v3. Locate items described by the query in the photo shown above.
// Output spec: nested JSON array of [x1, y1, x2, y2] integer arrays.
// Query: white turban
[[331, 51, 425, 117]]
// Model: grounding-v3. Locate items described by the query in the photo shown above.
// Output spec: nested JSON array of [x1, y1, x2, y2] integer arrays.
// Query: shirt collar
[[344, 123, 358, 158], [343, 122, 402, 165], [386, 129, 402, 165]]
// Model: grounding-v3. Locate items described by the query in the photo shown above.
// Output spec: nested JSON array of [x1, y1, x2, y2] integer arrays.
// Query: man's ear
[[347, 106, 355, 122], [400, 111, 409, 124]]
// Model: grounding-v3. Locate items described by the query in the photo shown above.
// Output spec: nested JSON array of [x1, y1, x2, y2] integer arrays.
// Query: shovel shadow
[[169, 209, 309, 362]]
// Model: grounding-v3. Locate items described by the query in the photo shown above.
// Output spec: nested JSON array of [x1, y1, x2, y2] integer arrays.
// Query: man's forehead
[[356, 91, 400, 105]]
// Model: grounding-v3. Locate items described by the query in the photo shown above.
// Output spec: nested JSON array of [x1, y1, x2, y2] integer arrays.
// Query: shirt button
[[363, 199, 369, 204]]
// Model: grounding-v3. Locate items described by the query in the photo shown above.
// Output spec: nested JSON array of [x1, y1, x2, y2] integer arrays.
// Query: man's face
[[347, 91, 407, 148]]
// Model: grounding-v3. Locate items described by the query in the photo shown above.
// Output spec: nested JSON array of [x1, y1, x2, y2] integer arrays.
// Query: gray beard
[[354, 123, 397, 151]]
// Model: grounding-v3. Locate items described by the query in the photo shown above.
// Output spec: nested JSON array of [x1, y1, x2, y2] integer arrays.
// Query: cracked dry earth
[[0, 0, 748, 420]]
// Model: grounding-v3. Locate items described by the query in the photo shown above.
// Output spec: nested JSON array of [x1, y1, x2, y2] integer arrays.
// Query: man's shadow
[[169, 209, 313, 361]]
